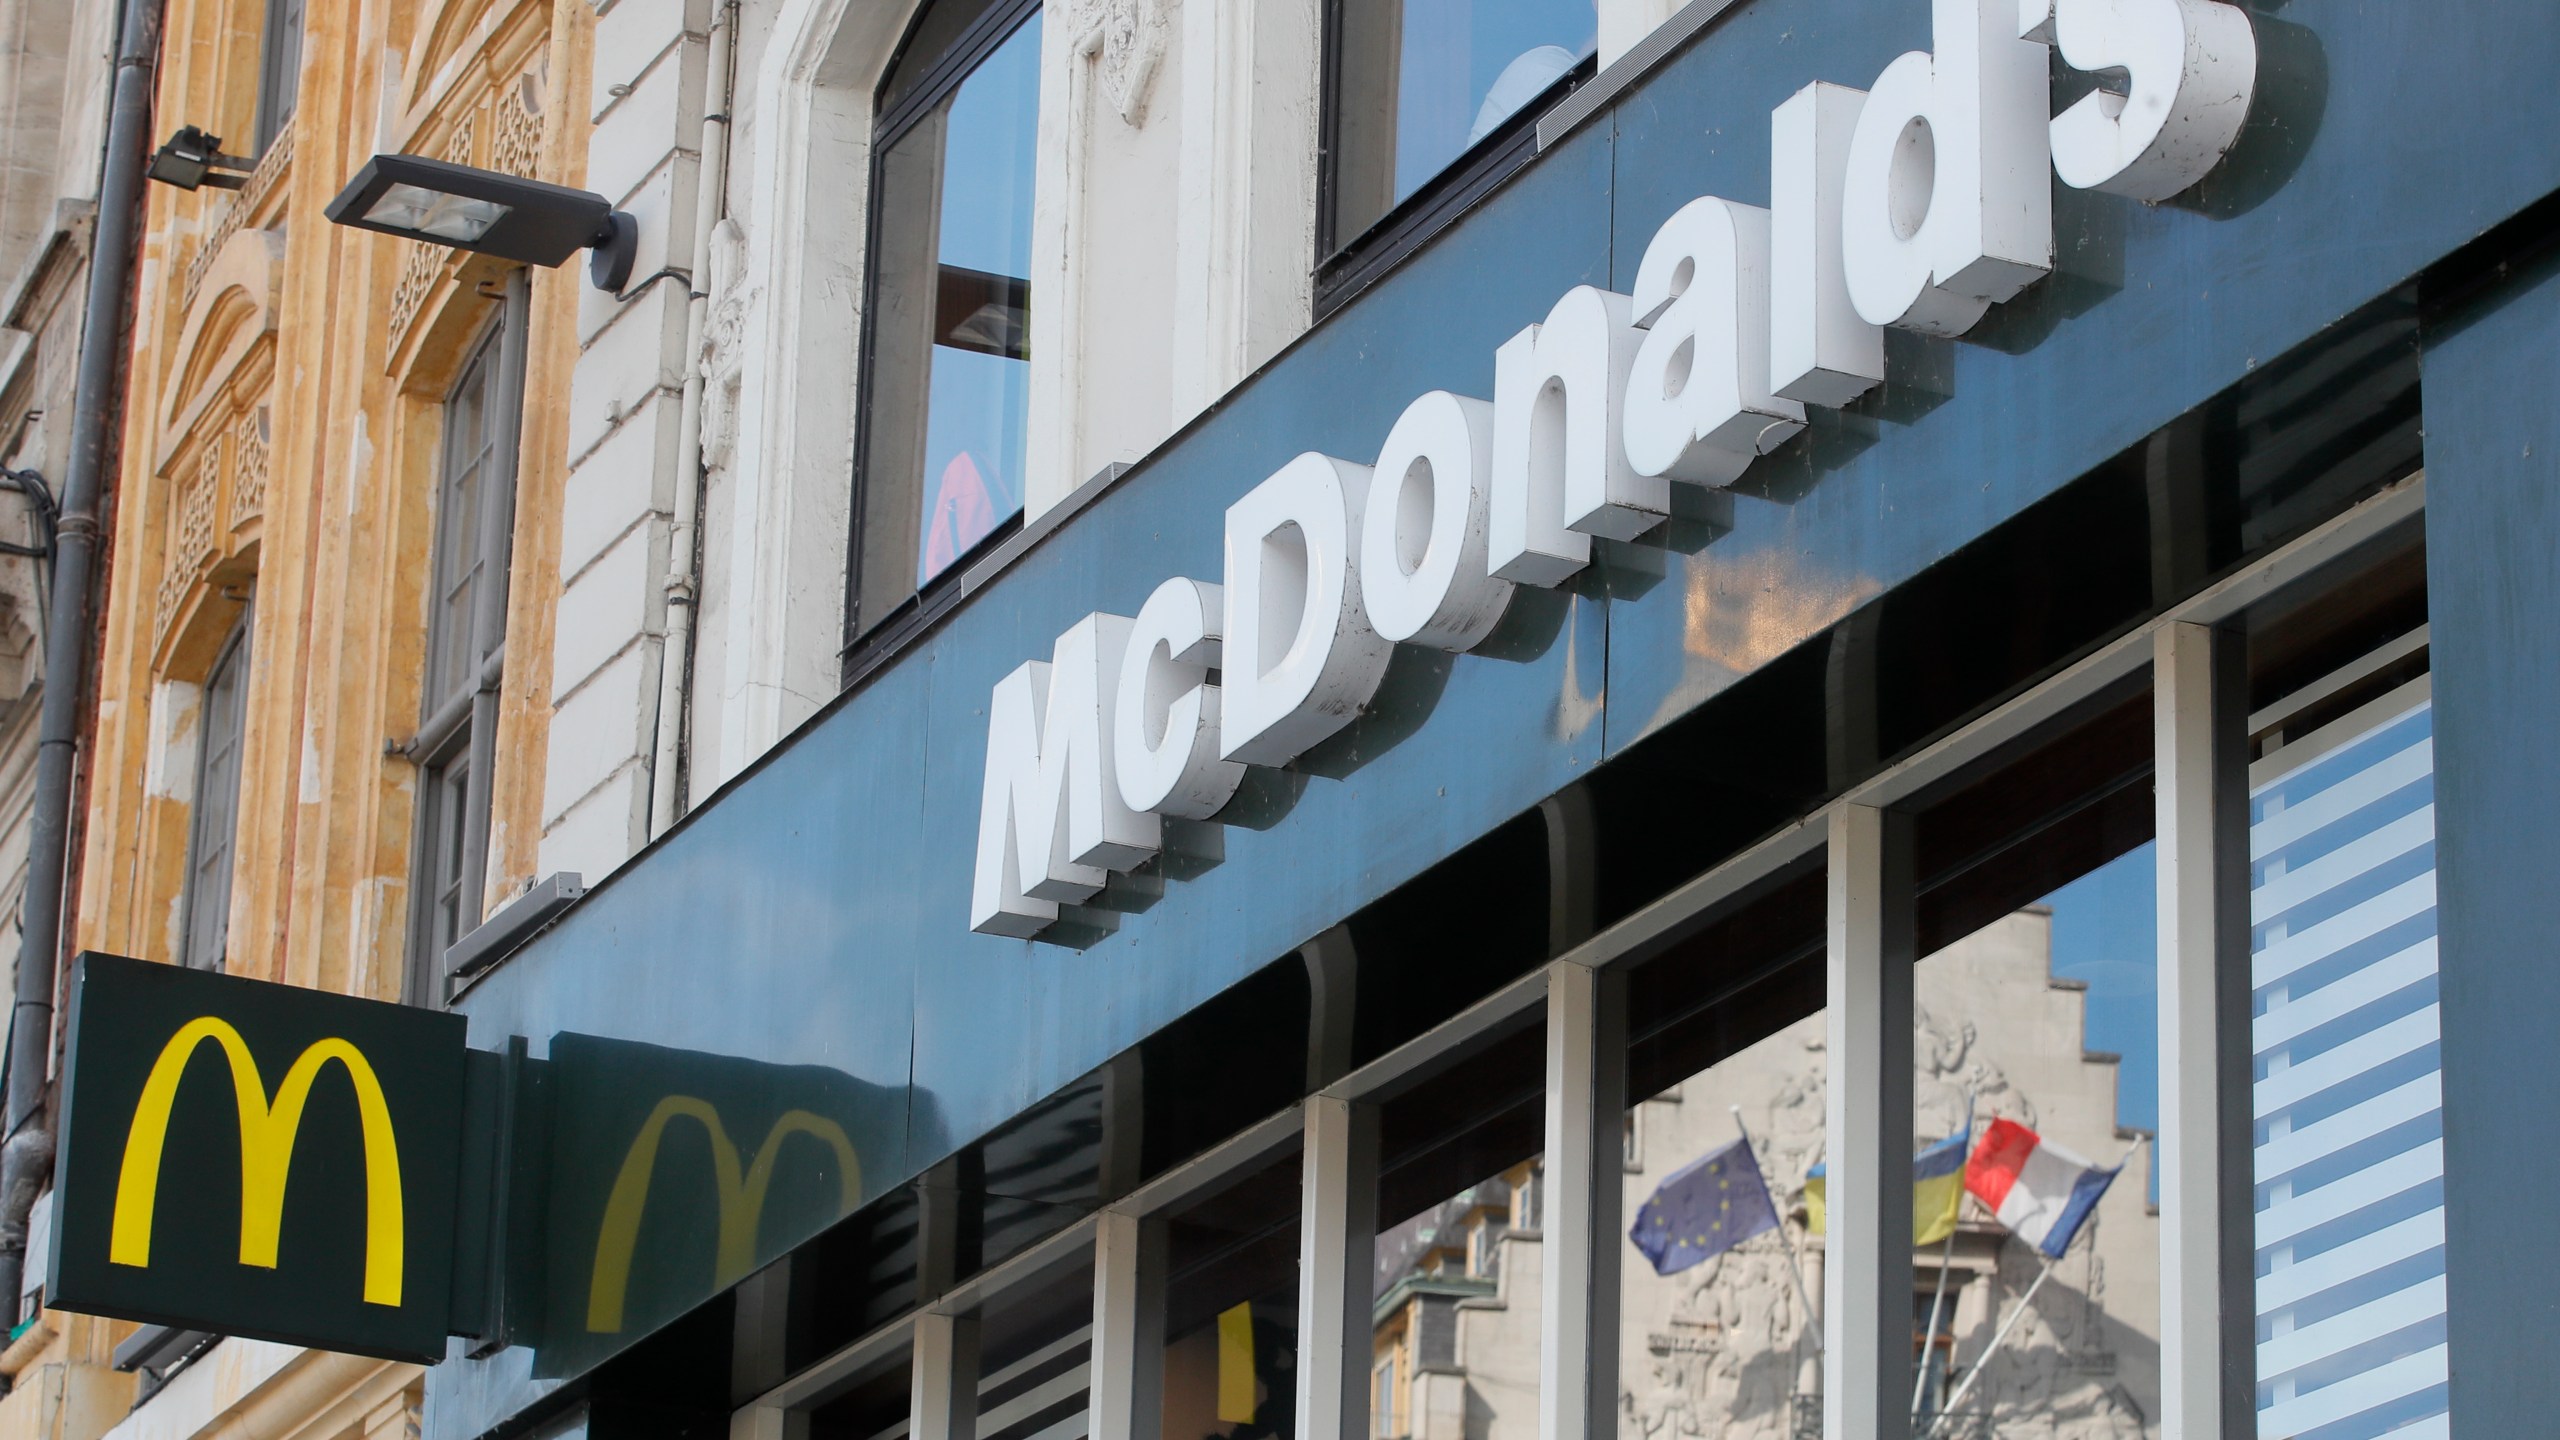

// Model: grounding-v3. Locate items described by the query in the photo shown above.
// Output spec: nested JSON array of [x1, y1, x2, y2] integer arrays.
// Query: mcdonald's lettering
[[110, 1017, 406, 1305], [50, 953, 464, 1362], [587, 1095, 861, 1333]]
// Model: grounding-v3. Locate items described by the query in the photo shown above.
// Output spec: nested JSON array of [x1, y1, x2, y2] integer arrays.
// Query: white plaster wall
[[538, 0, 712, 883], [680, 0, 1707, 798], [1595, 0, 1687, 68]]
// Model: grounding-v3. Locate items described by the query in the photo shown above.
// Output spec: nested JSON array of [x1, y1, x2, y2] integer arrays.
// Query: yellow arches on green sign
[[109, 1017, 408, 1307], [587, 1095, 862, 1333]]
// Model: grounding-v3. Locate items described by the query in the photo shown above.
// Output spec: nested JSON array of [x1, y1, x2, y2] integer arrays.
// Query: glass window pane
[[431, 332, 496, 708], [1907, 845, 2160, 1438], [858, 11, 1039, 634], [1330, 0, 1594, 248], [1895, 691, 2161, 1438], [1161, 1148, 1300, 1440], [182, 627, 252, 973], [2250, 683, 2445, 1440], [1614, 867, 1826, 1440], [1369, 1021, 1543, 1439]]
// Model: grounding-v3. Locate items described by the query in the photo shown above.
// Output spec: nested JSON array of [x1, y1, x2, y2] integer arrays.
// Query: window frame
[[179, 613, 254, 973], [251, 0, 305, 156], [841, 0, 1042, 683], [1313, 0, 1597, 318], [405, 274, 530, 1006]]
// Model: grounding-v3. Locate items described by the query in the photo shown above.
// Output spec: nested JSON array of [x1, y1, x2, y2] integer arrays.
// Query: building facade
[[17, 1, 2560, 1440]]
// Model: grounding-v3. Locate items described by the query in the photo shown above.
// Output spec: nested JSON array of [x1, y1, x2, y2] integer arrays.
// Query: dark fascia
[[324, 153, 614, 268]]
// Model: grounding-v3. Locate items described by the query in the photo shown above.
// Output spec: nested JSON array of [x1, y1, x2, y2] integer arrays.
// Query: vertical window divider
[[1295, 1093, 1380, 1440], [910, 1310, 983, 1440], [1824, 802, 1916, 1440], [1088, 1209, 1168, 1440], [2152, 621, 2256, 1439], [1540, 958, 1625, 1440]]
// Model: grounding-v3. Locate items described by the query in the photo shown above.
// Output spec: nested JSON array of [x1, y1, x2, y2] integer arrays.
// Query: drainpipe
[[0, 0, 163, 1311], [647, 0, 737, 840]]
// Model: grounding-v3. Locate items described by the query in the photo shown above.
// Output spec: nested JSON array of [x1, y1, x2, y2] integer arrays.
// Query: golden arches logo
[[586, 1096, 861, 1333], [108, 1017, 407, 1307]]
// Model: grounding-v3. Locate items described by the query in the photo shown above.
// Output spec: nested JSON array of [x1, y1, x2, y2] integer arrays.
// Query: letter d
[[1221, 454, 1393, 767]]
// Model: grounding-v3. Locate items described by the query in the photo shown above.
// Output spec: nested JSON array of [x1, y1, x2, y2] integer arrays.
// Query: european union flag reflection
[[1629, 1136, 1780, 1276]]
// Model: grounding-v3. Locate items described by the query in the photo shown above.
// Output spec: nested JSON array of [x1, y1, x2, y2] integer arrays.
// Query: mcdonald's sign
[[51, 954, 467, 1361]]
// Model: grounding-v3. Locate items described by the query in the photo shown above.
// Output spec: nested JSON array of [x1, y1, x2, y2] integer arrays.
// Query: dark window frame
[[1313, 0, 1596, 318], [406, 273, 530, 1006], [179, 613, 254, 973], [841, 0, 1041, 684], [251, 0, 306, 156]]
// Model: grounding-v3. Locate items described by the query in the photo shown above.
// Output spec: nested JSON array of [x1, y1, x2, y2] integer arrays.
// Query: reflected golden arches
[[587, 1097, 862, 1333]]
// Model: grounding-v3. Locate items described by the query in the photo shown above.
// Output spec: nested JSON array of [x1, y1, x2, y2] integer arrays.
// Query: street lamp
[[323, 153, 639, 293], [145, 126, 255, 191]]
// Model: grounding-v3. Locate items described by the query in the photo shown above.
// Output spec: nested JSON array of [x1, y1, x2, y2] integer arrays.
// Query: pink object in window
[[922, 449, 999, 581]]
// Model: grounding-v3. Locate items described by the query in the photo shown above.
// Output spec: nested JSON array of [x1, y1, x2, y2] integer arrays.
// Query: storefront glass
[[2248, 653, 2445, 1438], [1370, 1021, 1547, 1437]]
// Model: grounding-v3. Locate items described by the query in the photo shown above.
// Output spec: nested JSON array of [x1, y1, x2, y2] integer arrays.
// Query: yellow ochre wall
[[16, 0, 594, 1426]]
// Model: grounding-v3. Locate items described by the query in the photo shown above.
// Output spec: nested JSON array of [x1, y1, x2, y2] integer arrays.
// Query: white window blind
[[2251, 680, 2448, 1440]]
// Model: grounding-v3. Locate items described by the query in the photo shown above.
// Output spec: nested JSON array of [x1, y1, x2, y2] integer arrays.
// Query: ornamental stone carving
[[387, 117, 479, 358], [1062, 0, 1168, 126], [232, 406, 270, 520], [491, 68, 546, 181], [699, 218, 754, 476]]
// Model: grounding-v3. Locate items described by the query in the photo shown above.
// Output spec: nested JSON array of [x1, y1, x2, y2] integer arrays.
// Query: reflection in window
[[1327, 0, 1595, 251], [2251, 679, 2446, 1439], [1906, 850, 2159, 1439], [1368, 1026, 1545, 1440], [855, 7, 1040, 640], [1163, 1150, 1300, 1440]]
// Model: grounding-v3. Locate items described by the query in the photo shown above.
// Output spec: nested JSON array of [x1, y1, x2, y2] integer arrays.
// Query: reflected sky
[[1391, 0, 1593, 202], [2043, 842, 2159, 1141]]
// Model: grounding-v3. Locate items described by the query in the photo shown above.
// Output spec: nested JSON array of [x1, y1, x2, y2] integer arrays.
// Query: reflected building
[[1370, 908, 2159, 1440]]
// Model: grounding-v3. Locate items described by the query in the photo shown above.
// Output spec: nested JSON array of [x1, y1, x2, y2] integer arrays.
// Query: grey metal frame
[[737, 471, 2424, 1440], [179, 613, 252, 972], [251, 0, 304, 155], [405, 273, 530, 1006]]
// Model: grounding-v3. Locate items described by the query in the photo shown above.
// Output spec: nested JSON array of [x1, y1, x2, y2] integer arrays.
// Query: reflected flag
[[1629, 1136, 1780, 1276], [1804, 1127, 1970, 1246], [1963, 1117, 2121, 1259]]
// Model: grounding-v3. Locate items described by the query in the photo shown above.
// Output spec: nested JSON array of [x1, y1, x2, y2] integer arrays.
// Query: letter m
[[970, 614, 1152, 937]]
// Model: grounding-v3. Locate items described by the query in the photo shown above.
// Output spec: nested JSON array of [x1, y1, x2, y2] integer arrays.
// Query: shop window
[[180, 617, 252, 972], [1903, 681, 2163, 1439], [409, 281, 527, 1003], [1160, 1146, 1300, 1440], [849, 0, 1040, 659], [1369, 1015, 1546, 1440], [1615, 862, 1827, 1440], [975, 1258, 1095, 1440], [252, 0, 305, 154], [2246, 636, 2445, 1439], [803, 1344, 912, 1440], [1319, 0, 1595, 309]]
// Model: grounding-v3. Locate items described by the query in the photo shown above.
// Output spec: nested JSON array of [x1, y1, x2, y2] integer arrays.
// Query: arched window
[[848, 0, 1044, 654]]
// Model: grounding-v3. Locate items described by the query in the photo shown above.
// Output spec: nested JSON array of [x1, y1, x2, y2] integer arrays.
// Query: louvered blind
[[2252, 686, 2448, 1440]]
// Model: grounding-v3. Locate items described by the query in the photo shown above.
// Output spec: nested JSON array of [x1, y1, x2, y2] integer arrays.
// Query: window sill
[[1535, 0, 1752, 154]]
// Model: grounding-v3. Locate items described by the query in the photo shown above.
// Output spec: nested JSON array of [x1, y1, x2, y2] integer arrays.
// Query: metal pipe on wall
[[648, 0, 740, 840], [0, 0, 164, 1314]]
